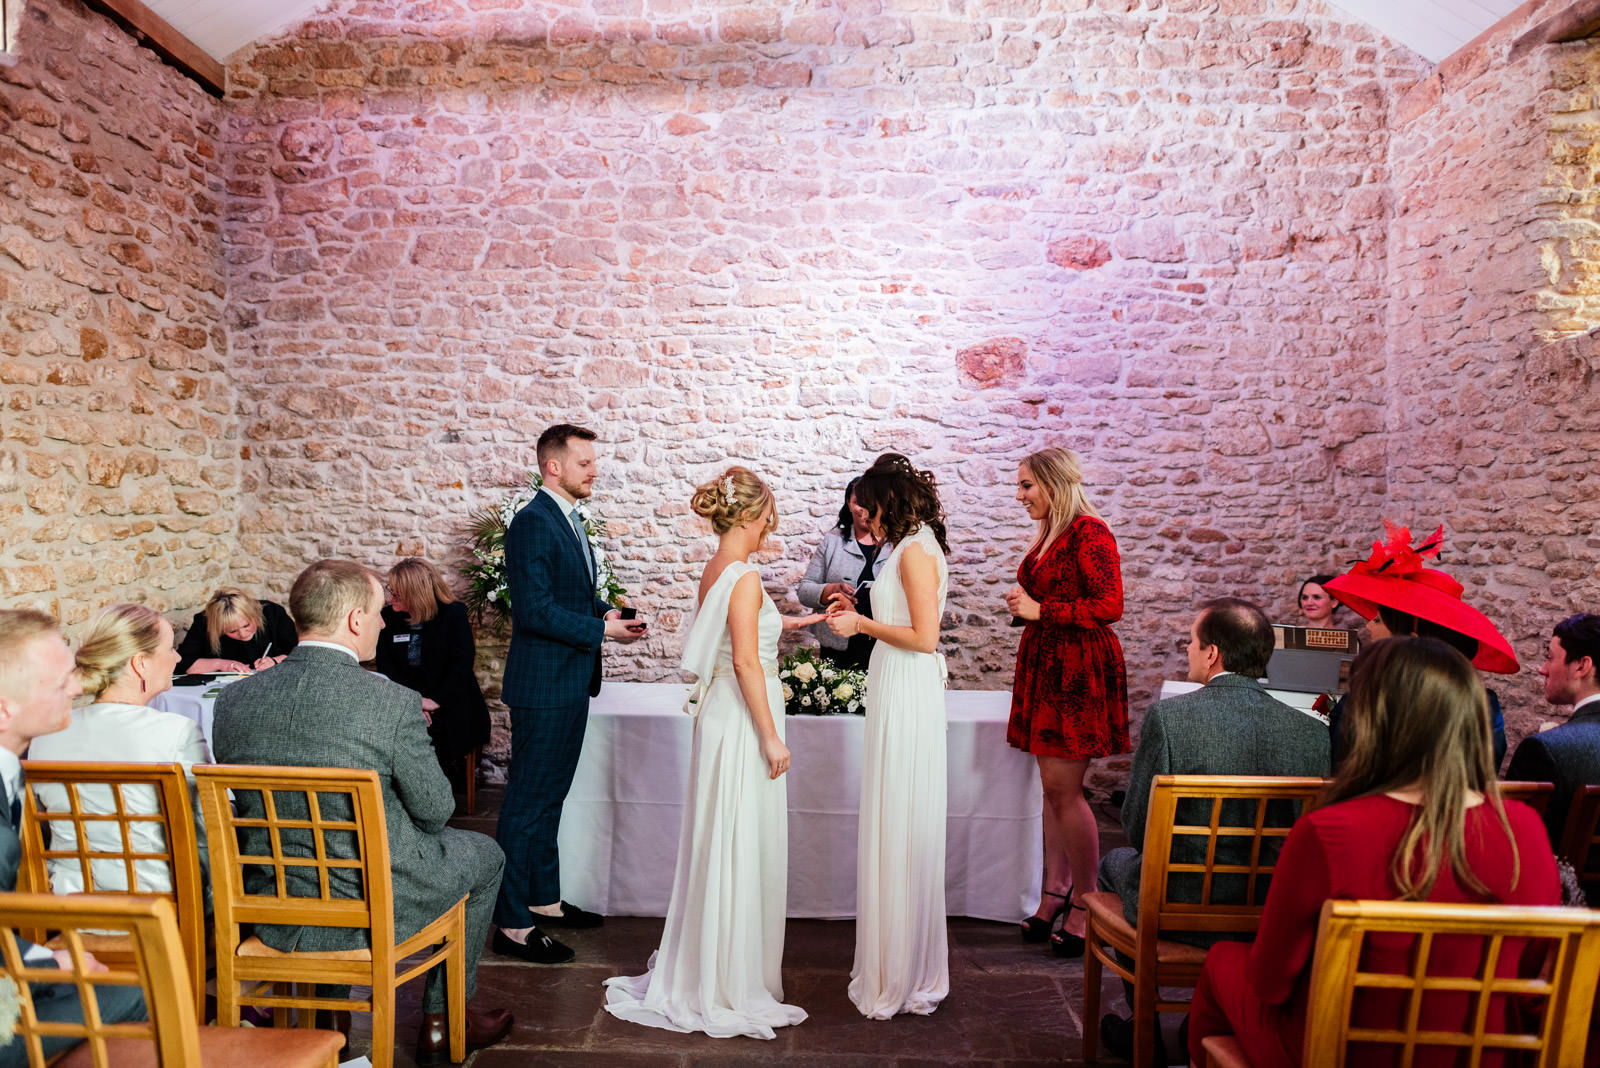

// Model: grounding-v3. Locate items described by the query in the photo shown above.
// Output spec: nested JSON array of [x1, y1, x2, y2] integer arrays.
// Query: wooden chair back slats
[[1083, 775, 1328, 1068], [0, 893, 199, 1066], [1136, 776, 1327, 937], [18, 761, 205, 1015], [1300, 899, 1600, 1068], [193, 763, 465, 1068], [0, 893, 345, 1068]]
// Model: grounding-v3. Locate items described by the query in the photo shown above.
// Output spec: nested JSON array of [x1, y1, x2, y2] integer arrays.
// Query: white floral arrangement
[[464, 472, 626, 620], [779, 647, 867, 716]]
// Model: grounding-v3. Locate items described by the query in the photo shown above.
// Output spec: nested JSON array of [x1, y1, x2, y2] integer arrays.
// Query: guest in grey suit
[[1095, 599, 1331, 1061], [212, 560, 512, 1064], [1506, 613, 1600, 847], [0, 609, 146, 1068]]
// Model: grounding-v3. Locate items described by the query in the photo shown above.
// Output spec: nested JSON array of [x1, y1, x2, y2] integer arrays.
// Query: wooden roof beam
[[1508, 0, 1600, 62], [81, 0, 224, 97]]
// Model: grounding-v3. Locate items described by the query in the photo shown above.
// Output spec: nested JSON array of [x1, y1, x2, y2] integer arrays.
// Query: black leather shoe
[[414, 1004, 513, 1065], [492, 926, 575, 964], [1100, 1012, 1170, 1065], [543, 900, 604, 929]]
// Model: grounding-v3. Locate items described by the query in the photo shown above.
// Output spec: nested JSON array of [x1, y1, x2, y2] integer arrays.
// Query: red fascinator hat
[[1322, 522, 1520, 675]]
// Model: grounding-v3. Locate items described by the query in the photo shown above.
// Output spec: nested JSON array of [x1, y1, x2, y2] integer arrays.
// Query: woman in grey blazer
[[796, 478, 890, 671]]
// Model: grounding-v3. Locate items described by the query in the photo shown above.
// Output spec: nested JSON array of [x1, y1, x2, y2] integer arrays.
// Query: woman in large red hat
[[1323, 522, 1519, 768]]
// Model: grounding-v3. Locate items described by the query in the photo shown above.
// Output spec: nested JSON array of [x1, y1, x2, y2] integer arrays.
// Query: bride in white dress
[[825, 457, 951, 1019], [604, 466, 821, 1040]]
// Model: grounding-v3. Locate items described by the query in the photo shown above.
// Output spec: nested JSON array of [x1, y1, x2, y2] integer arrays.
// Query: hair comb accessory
[[722, 475, 736, 507]]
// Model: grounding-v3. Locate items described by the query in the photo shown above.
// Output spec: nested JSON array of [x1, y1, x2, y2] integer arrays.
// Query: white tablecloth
[[556, 682, 1042, 922], [150, 683, 225, 754]]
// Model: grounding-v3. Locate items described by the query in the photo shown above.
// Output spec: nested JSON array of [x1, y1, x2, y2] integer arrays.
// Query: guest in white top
[[29, 603, 208, 899]]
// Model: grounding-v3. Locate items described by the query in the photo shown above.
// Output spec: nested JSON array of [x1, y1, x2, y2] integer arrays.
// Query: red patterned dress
[[1007, 515, 1130, 760]]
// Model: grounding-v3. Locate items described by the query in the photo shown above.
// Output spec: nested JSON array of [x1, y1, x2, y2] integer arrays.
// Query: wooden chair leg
[[371, 983, 394, 1068], [1133, 968, 1158, 1068], [464, 747, 479, 816], [449, 926, 467, 1063], [1083, 927, 1103, 1060]]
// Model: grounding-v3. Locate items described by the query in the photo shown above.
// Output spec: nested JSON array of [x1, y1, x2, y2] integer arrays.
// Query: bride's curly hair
[[690, 466, 776, 536], [853, 456, 949, 554]]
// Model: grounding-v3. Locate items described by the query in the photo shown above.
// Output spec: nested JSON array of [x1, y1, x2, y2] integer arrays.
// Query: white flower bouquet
[[779, 647, 867, 716]]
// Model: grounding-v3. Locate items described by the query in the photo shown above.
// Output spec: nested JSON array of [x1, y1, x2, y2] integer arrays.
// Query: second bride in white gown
[[826, 455, 951, 1020], [603, 466, 820, 1040]]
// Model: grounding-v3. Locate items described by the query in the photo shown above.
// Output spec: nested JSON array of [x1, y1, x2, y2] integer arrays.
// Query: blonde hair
[[76, 604, 166, 699], [0, 609, 63, 697], [690, 466, 776, 536], [202, 588, 266, 656], [1021, 447, 1104, 550], [386, 558, 456, 624], [289, 560, 380, 635]]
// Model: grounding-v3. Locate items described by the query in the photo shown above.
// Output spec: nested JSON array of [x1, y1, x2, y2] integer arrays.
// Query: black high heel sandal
[[1051, 894, 1087, 958], [1020, 890, 1069, 943]]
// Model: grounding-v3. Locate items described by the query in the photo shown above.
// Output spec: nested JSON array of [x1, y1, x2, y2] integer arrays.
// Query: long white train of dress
[[848, 525, 951, 1019], [603, 560, 807, 1039]]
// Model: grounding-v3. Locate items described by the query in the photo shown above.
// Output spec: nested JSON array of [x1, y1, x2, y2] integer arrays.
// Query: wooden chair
[[1558, 784, 1600, 902], [193, 764, 467, 1068], [1203, 898, 1600, 1068], [1501, 779, 1555, 818], [0, 892, 344, 1067], [1082, 775, 1327, 1068], [18, 761, 206, 1015]]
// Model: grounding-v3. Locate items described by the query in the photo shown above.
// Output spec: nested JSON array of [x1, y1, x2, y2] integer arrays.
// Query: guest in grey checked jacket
[[213, 560, 513, 1064]]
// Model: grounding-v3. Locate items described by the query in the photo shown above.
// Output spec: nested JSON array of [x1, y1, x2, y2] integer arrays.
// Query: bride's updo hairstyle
[[691, 466, 776, 536], [853, 456, 950, 554]]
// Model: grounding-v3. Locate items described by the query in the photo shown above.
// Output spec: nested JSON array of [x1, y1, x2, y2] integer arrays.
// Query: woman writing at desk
[[175, 587, 297, 674]]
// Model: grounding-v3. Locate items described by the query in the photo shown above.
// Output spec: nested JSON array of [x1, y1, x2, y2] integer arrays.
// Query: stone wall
[[222, 0, 1425, 776], [0, 0, 232, 625], [1383, 1, 1600, 748]]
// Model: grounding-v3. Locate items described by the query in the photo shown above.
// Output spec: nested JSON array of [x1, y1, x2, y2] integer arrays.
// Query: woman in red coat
[[1006, 447, 1129, 956], [1187, 636, 1560, 1068]]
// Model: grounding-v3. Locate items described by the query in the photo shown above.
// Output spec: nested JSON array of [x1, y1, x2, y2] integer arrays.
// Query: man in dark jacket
[[1506, 613, 1600, 848]]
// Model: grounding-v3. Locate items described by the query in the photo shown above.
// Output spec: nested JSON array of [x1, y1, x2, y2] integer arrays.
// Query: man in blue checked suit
[[493, 424, 646, 964]]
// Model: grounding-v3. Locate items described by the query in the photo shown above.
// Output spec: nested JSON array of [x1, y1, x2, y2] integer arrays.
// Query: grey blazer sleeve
[[384, 686, 456, 834], [1122, 703, 1169, 851]]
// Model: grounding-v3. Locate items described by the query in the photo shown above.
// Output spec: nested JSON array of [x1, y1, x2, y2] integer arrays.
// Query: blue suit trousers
[[493, 699, 590, 927]]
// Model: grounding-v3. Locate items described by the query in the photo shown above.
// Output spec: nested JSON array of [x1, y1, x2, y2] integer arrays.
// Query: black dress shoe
[[414, 1004, 514, 1065], [492, 926, 575, 964], [543, 900, 604, 929], [1100, 1012, 1170, 1065]]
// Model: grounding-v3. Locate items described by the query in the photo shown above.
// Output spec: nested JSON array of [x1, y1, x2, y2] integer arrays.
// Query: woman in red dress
[[1006, 447, 1130, 955], [1187, 636, 1560, 1068]]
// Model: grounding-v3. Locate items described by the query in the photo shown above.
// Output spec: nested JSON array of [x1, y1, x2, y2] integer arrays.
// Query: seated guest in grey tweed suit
[[1506, 612, 1600, 848], [213, 560, 513, 1065], [1096, 598, 1330, 1062]]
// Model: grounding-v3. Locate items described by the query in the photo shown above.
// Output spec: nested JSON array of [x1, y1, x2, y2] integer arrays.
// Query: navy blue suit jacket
[[1506, 702, 1600, 848], [501, 491, 611, 709]]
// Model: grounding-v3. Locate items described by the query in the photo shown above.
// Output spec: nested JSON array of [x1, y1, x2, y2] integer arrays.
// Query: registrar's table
[[555, 682, 1042, 922]]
